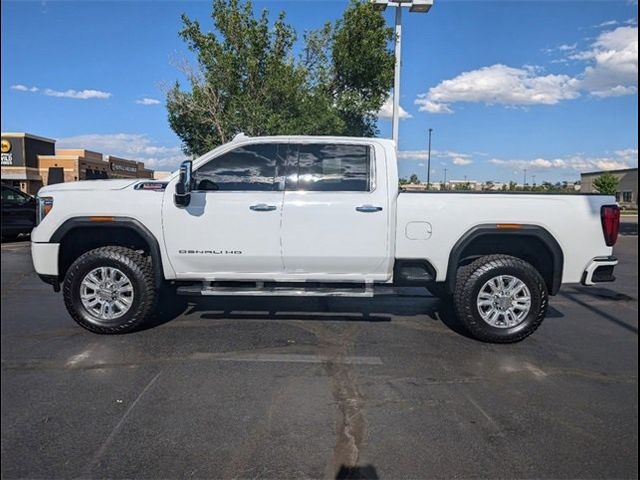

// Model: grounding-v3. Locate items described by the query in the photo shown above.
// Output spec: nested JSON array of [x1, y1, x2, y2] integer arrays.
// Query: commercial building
[[1, 133, 56, 194], [153, 171, 173, 180], [581, 168, 638, 209], [1, 132, 153, 195]]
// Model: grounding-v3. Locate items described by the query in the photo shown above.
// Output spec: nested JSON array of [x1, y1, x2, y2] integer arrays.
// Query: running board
[[176, 283, 374, 298]]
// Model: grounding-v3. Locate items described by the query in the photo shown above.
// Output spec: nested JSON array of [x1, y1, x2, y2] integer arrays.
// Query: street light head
[[409, 0, 433, 13], [370, 0, 388, 11]]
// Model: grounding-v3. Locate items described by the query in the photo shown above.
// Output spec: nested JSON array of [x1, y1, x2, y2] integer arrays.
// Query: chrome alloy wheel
[[80, 267, 134, 322], [476, 275, 531, 328]]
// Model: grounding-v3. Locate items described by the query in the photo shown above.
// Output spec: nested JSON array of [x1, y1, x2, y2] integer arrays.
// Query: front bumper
[[581, 256, 618, 286], [31, 242, 60, 277]]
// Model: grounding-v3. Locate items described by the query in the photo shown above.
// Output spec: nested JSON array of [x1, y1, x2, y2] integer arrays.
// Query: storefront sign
[[110, 162, 137, 174], [1, 139, 13, 165]]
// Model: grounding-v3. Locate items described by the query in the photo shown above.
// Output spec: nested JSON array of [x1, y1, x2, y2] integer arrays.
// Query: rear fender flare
[[445, 224, 564, 295]]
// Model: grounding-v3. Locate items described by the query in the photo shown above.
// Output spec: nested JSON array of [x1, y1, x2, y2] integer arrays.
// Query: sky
[[1, 0, 638, 183]]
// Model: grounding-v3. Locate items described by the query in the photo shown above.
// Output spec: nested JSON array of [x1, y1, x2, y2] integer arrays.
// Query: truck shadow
[[144, 286, 566, 338], [144, 286, 477, 337]]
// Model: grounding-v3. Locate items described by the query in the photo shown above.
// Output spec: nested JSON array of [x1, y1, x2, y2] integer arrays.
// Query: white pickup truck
[[31, 134, 621, 342]]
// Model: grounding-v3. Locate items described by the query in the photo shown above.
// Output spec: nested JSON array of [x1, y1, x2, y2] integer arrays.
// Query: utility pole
[[372, 0, 433, 148], [426, 128, 433, 189], [523, 168, 527, 186], [532, 174, 536, 186], [392, 6, 402, 146], [444, 168, 448, 190]]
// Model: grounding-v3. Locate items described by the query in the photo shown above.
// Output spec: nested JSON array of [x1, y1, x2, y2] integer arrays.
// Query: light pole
[[523, 168, 527, 186], [443, 168, 448, 190], [427, 128, 433, 188], [372, 0, 434, 146]]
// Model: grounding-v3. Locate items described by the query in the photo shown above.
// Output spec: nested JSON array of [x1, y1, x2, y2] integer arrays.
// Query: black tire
[[426, 282, 452, 300], [63, 246, 157, 334], [453, 254, 548, 343]]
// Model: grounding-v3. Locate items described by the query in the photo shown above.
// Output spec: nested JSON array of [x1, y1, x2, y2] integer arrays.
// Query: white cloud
[[596, 20, 619, 28], [558, 43, 578, 51], [415, 64, 581, 113], [11, 84, 110, 99], [544, 43, 577, 54], [44, 88, 111, 100], [11, 84, 39, 92], [398, 149, 474, 166], [416, 26, 638, 113], [452, 157, 473, 166], [578, 26, 638, 97], [488, 149, 638, 172], [378, 96, 412, 120], [57, 133, 186, 170], [615, 148, 639, 160], [136, 97, 161, 105]]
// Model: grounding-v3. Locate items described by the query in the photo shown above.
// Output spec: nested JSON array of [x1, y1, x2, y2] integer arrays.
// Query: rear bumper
[[581, 256, 618, 286]]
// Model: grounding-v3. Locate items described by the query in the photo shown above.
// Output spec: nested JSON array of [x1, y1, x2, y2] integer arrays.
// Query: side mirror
[[174, 160, 193, 208]]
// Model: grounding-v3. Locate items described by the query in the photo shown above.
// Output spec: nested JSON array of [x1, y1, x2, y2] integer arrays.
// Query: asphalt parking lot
[[1, 220, 638, 479]]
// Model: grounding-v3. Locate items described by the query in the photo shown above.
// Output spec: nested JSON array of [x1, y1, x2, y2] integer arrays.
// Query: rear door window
[[288, 144, 372, 192]]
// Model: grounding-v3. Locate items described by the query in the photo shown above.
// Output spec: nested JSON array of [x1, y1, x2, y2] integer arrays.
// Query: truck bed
[[395, 191, 615, 284]]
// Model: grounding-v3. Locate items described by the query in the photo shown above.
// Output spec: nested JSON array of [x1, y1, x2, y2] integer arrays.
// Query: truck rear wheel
[[63, 246, 157, 334], [453, 255, 548, 343]]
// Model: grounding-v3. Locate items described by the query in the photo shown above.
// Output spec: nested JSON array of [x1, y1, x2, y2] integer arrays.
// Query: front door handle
[[250, 203, 277, 212], [356, 205, 383, 213]]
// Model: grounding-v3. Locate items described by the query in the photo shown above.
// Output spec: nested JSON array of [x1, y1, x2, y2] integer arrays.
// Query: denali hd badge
[[179, 250, 242, 255]]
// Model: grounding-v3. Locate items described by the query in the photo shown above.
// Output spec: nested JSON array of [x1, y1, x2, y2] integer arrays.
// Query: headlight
[[36, 196, 54, 225]]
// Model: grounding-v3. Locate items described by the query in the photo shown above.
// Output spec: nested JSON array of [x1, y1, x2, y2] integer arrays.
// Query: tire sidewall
[[65, 251, 149, 333]]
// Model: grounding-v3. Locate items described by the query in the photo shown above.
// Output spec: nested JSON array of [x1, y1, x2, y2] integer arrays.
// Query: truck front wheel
[[453, 255, 548, 343], [63, 246, 157, 334]]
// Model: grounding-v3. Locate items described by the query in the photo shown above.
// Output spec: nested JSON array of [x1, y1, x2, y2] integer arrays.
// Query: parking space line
[[83, 370, 162, 476], [191, 352, 383, 365]]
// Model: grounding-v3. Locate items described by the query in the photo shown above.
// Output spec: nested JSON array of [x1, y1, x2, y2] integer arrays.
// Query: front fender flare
[[50, 216, 164, 288]]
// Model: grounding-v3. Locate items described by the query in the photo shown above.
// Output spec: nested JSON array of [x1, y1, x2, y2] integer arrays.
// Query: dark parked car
[[1, 185, 36, 241]]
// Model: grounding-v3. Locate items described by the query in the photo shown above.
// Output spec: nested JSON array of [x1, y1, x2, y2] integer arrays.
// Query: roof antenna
[[232, 132, 249, 142]]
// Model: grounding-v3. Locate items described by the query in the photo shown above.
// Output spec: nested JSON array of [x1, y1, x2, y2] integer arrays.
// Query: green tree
[[167, 0, 394, 156], [409, 173, 419, 184], [593, 172, 619, 195]]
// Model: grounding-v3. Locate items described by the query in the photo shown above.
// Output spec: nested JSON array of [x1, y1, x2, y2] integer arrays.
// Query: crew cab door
[[280, 141, 392, 280], [162, 142, 286, 278]]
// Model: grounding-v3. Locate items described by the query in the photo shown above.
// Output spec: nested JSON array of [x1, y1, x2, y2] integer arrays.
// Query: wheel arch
[[51, 216, 164, 288], [446, 224, 564, 295]]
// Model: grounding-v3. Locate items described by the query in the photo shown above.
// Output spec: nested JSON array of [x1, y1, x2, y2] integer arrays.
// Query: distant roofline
[[56, 148, 103, 157], [106, 155, 138, 164], [1, 132, 56, 143], [581, 167, 638, 176]]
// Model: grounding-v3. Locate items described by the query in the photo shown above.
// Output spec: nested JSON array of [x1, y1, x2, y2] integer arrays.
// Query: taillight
[[601, 205, 620, 247]]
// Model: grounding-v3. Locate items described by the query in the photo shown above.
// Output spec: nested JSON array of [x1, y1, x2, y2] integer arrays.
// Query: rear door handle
[[356, 205, 383, 213], [250, 203, 277, 212]]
